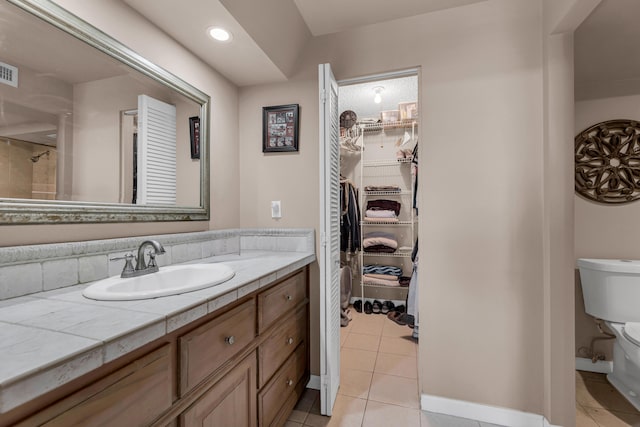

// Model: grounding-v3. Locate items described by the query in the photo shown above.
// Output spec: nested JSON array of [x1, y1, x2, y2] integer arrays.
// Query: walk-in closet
[[338, 72, 419, 339]]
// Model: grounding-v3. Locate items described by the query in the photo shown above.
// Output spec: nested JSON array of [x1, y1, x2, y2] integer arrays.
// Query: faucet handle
[[110, 253, 136, 277]]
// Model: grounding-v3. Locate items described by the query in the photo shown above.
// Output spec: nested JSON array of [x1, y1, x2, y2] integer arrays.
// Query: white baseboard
[[421, 393, 555, 427], [575, 357, 613, 374], [306, 375, 321, 390]]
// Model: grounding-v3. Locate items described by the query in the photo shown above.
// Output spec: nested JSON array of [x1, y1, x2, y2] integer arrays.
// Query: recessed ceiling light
[[207, 27, 232, 42]]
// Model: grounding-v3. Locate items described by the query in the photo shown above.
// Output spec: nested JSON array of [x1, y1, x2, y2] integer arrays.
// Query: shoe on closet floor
[[372, 300, 382, 314], [364, 301, 373, 314], [353, 300, 362, 313], [392, 304, 406, 314], [380, 301, 395, 314]]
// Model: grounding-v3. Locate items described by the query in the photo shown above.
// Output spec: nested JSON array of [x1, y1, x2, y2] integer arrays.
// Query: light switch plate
[[271, 200, 281, 218]]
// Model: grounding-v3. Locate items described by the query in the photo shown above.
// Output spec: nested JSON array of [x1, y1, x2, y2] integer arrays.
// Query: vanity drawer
[[179, 299, 255, 395], [258, 343, 306, 427], [258, 305, 307, 387], [258, 270, 307, 333]]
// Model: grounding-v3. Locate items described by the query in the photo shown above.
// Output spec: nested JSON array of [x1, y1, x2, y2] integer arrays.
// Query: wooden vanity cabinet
[[6, 267, 309, 427]]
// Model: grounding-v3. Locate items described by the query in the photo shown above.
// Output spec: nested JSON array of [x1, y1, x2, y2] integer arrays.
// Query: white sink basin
[[82, 263, 235, 301]]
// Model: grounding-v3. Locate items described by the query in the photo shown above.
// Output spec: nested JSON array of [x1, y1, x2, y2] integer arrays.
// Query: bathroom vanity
[[0, 229, 315, 427]]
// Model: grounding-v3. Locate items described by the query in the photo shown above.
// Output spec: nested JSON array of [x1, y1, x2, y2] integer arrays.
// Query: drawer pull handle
[[225, 336, 236, 345], [286, 379, 293, 387], [287, 337, 294, 345], [285, 295, 293, 301]]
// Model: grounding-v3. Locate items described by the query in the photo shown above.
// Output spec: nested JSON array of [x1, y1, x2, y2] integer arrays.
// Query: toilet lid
[[623, 322, 640, 346]]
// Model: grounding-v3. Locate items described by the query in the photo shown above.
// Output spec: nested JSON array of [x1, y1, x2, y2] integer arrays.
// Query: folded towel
[[364, 273, 400, 281], [363, 236, 398, 249], [367, 199, 401, 215], [363, 244, 397, 253], [363, 276, 401, 287], [363, 265, 403, 276], [365, 209, 396, 218]]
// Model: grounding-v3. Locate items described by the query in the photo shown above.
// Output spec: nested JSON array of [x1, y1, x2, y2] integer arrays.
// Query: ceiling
[[123, 0, 487, 87], [122, 0, 640, 99], [293, 0, 487, 36]]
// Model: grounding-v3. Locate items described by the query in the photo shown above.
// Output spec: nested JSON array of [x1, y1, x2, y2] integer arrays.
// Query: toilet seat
[[623, 322, 640, 347]]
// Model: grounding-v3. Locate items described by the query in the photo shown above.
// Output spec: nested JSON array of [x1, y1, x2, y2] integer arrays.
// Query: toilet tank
[[578, 258, 640, 323]]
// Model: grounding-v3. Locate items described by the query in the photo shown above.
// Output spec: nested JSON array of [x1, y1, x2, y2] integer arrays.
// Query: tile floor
[[288, 309, 640, 427], [286, 307, 504, 427], [576, 370, 640, 426]]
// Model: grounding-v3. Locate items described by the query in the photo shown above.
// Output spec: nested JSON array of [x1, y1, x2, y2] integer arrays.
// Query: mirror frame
[[0, 0, 210, 224]]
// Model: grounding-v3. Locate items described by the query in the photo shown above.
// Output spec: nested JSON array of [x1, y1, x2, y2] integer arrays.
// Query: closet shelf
[[361, 220, 415, 226], [363, 190, 412, 197], [359, 120, 418, 133], [361, 282, 410, 290], [362, 158, 413, 167], [363, 250, 413, 258]]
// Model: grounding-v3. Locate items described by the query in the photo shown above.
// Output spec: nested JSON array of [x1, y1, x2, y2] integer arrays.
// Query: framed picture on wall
[[189, 116, 200, 159], [262, 104, 299, 153]]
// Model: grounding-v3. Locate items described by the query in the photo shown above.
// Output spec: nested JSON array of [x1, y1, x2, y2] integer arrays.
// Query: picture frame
[[189, 116, 200, 159], [263, 104, 299, 152]]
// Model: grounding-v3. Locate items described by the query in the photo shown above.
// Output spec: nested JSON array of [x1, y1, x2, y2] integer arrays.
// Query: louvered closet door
[[318, 63, 340, 416], [137, 94, 177, 205]]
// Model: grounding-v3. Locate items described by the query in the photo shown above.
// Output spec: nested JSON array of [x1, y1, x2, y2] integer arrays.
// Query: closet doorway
[[319, 64, 420, 416]]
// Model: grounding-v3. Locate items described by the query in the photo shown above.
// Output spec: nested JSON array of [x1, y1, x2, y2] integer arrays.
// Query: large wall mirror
[[0, 0, 210, 223]]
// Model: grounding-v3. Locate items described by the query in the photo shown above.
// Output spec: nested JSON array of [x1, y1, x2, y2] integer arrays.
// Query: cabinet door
[[180, 352, 257, 427], [30, 345, 172, 427]]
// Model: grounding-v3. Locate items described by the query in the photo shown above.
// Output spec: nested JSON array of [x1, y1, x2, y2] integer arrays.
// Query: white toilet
[[578, 258, 640, 411]]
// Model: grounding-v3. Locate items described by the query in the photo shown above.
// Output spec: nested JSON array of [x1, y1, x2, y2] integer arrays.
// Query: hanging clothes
[[340, 179, 361, 253], [412, 143, 419, 215], [407, 238, 419, 339]]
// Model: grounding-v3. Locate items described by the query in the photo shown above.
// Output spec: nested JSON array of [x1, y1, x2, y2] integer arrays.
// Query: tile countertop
[[0, 250, 315, 414]]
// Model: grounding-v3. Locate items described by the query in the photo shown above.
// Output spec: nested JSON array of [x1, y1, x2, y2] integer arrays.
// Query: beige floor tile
[[584, 406, 640, 427], [379, 335, 417, 356], [340, 328, 349, 347], [349, 312, 385, 336], [290, 388, 318, 423], [362, 400, 421, 427], [368, 373, 419, 408], [578, 380, 639, 413], [577, 370, 609, 384], [343, 332, 380, 352], [328, 395, 367, 427], [305, 395, 367, 427], [576, 404, 600, 427], [340, 347, 378, 372], [374, 353, 417, 379], [284, 421, 304, 427], [382, 317, 414, 338], [338, 369, 373, 399]]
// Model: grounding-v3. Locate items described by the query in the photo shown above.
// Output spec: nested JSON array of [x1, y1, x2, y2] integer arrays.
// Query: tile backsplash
[[0, 228, 314, 300]]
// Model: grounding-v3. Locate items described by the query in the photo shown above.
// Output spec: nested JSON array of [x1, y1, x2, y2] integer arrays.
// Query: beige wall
[[574, 93, 640, 360], [0, 0, 240, 246], [237, 0, 579, 421], [238, 79, 321, 373]]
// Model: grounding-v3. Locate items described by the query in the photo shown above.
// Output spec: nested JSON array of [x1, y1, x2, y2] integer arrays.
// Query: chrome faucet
[[112, 240, 166, 278]]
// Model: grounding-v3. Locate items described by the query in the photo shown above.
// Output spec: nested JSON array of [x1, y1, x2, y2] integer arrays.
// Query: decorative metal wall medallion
[[575, 119, 640, 204]]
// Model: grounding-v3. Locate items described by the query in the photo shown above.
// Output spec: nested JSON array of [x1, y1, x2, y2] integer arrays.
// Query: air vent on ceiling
[[0, 61, 18, 88]]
